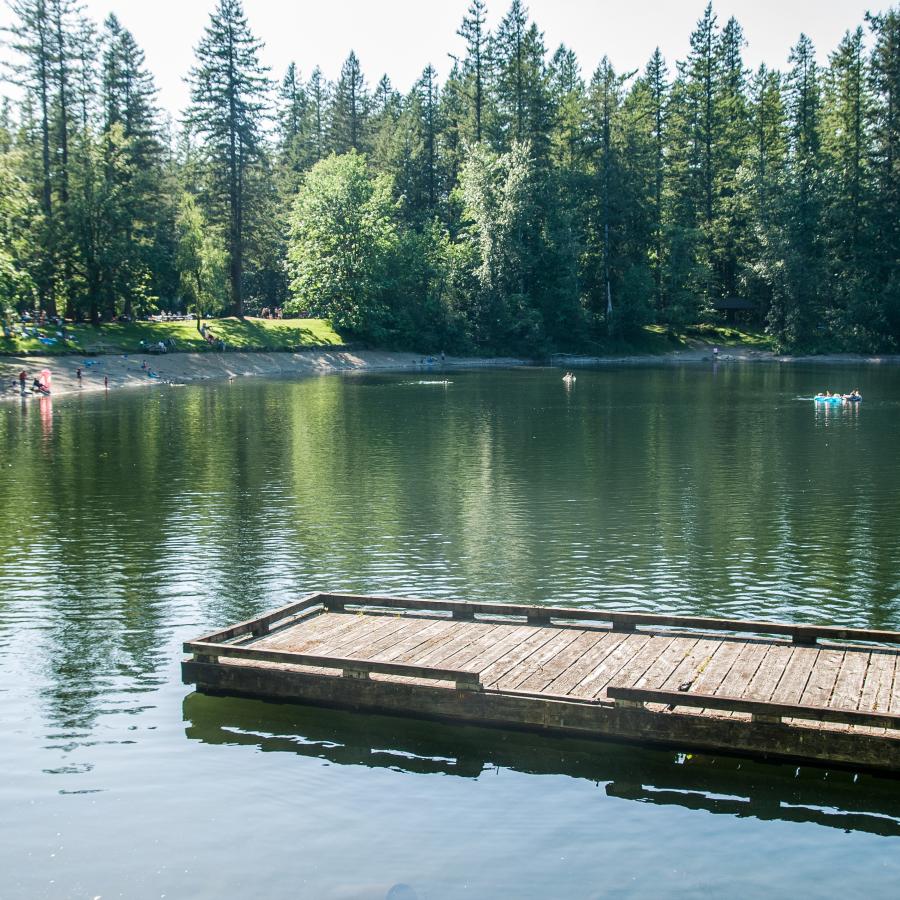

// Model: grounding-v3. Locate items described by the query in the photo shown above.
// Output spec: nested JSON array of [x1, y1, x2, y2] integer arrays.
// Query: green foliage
[[3, 0, 900, 355], [287, 151, 399, 338], [175, 192, 228, 319]]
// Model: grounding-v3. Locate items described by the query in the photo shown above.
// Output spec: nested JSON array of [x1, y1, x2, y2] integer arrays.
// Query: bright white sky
[[0, 0, 888, 115]]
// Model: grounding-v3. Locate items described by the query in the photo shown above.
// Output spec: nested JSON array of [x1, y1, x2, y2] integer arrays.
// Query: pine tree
[[276, 62, 311, 187], [100, 14, 165, 319], [713, 16, 750, 299], [492, 1, 551, 160], [742, 64, 787, 320], [867, 8, 900, 341], [763, 34, 825, 347], [306, 67, 330, 163], [456, 0, 489, 142], [628, 48, 669, 315], [187, 0, 270, 318], [331, 51, 368, 153], [5, 0, 56, 312], [548, 44, 586, 169], [821, 27, 875, 345], [679, 3, 720, 308]]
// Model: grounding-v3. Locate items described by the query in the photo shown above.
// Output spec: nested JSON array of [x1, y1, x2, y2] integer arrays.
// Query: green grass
[[620, 323, 773, 355], [0, 317, 346, 356], [678, 323, 774, 348]]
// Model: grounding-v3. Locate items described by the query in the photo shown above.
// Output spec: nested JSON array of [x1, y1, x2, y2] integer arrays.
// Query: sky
[[0, 0, 889, 116]]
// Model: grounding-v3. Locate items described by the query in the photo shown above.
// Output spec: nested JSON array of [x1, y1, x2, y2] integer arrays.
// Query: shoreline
[[3, 346, 899, 402], [0, 349, 526, 401]]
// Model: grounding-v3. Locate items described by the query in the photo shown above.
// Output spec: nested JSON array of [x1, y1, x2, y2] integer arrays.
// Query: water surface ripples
[[2, 363, 900, 898]]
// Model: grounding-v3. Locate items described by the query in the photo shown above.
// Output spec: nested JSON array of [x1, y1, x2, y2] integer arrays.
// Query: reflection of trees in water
[[1, 367, 899, 732], [183, 692, 900, 838]]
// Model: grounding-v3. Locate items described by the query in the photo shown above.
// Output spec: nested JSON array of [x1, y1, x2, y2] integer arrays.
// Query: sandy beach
[[4, 345, 899, 402], [0, 348, 525, 401]]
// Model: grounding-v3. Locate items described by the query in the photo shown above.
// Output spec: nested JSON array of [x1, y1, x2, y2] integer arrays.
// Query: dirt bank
[[0, 349, 525, 401]]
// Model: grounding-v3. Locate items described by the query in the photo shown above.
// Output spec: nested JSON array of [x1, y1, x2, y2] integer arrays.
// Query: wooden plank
[[569, 633, 653, 699], [330, 617, 434, 660], [515, 631, 605, 693], [742, 644, 796, 702], [256, 611, 367, 653], [891, 654, 900, 715], [389, 620, 476, 666], [379, 624, 536, 691], [607, 686, 900, 730], [443, 624, 536, 673], [313, 613, 418, 656], [829, 649, 871, 735], [859, 650, 896, 709], [678, 638, 744, 694], [545, 632, 632, 695], [494, 628, 585, 690], [715, 641, 770, 697], [830, 650, 870, 706], [600, 635, 677, 696], [856, 649, 896, 735], [371, 618, 459, 663], [479, 626, 561, 688], [769, 646, 819, 705], [633, 637, 700, 692], [660, 638, 727, 692], [800, 647, 845, 710], [320, 593, 900, 645], [185, 640, 481, 686], [412, 622, 504, 669]]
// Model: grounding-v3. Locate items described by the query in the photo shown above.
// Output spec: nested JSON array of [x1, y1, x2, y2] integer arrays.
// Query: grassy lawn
[[0, 317, 346, 356], [630, 323, 774, 354]]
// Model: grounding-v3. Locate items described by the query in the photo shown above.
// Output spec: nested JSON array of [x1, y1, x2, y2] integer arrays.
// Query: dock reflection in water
[[184, 693, 900, 839]]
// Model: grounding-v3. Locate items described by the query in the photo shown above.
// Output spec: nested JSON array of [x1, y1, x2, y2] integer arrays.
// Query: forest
[[1, 0, 899, 354]]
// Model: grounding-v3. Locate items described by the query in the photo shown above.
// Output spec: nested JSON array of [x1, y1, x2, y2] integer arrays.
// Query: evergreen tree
[[187, 0, 270, 317], [456, 0, 489, 142], [491, 1, 551, 161], [5, 0, 56, 312], [713, 16, 751, 299], [867, 8, 900, 341], [677, 2, 720, 309], [100, 14, 165, 319], [330, 50, 368, 153], [763, 35, 825, 347], [306, 67, 330, 164], [821, 27, 876, 345], [742, 64, 787, 320]]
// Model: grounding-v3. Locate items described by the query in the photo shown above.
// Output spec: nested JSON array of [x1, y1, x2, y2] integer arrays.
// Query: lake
[[2, 362, 900, 899]]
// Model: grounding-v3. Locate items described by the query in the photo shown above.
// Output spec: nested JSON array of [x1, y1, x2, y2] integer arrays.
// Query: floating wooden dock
[[182, 593, 900, 772]]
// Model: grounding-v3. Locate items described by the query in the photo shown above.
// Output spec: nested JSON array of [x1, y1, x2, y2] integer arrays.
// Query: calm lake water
[[2, 362, 900, 899]]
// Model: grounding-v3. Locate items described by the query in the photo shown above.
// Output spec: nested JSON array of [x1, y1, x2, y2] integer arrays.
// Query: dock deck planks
[[182, 593, 900, 772]]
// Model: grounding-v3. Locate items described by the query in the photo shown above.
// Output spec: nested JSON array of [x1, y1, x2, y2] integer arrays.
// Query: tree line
[[1, 0, 898, 353]]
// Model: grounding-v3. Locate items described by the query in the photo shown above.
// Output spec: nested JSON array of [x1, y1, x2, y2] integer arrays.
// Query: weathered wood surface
[[182, 593, 900, 772]]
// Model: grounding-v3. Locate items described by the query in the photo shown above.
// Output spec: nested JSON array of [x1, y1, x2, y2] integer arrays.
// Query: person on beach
[[18, 370, 26, 393], [76, 367, 82, 383], [104, 375, 109, 390]]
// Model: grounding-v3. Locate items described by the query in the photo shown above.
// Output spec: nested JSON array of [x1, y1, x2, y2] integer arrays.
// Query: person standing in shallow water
[[18, 369, 26, 394]]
